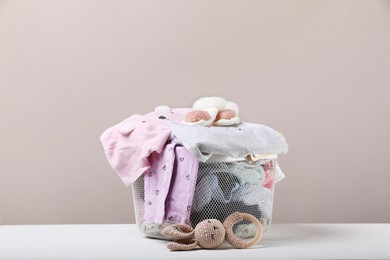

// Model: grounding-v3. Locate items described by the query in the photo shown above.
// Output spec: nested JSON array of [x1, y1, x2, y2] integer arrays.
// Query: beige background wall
[[1, 0, 389, 225]]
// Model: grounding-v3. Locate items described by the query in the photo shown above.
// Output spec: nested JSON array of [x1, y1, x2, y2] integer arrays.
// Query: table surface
[[1, 224, 389, 259]]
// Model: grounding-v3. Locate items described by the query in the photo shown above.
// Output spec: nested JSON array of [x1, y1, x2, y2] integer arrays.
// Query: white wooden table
[[1, 224, 389, 259]]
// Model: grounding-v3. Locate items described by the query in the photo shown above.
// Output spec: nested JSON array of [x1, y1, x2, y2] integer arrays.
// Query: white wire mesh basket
[[132, 157, 277, 240]]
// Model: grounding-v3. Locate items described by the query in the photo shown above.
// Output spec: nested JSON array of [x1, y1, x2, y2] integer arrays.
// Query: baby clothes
[[251, 159, 285, 189], [100, 101, 288, 241], [229, 161, 266, 185], [191, 199, 263, 228], [143, 142, 177, 224], [143, 142, 199, 224], [100, 106, 191, 186], [170, 122, 289, 162], [164, 145, 199, 224], [140, 221, 171, 238], [192, 174, 272, 219], [247, 157, 286, 189], [191, 161, 273, 223]]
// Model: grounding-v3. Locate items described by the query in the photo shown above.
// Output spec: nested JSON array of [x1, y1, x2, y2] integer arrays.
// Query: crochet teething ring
[[223, 212, 263, 249]]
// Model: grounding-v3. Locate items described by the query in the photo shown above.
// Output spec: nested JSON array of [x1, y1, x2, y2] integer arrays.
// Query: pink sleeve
[[100, 120, 172, 186]]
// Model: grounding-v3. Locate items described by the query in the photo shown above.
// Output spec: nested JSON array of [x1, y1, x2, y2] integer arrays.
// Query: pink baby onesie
[[100, 106, 191, 186], [143, 143, 199, 224]]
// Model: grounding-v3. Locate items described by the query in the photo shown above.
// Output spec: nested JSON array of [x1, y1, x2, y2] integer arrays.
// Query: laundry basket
[[131, 155, 280, 240]]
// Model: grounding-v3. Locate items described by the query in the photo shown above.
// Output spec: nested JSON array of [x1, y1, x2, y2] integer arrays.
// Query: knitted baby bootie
[[183, 97, 240, 126]]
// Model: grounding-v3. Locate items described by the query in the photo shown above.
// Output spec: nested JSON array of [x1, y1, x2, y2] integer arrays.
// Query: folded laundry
[[100, 106, 191, 186], [170, 121, 288, 162]]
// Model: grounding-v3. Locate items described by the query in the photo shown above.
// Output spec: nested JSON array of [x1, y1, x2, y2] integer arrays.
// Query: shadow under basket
[[131, 158, 277, 240]]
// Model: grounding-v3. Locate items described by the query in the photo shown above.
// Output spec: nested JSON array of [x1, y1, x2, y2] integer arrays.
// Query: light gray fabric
[[191, 162, 272, 219], [198, 161, 265, 186], [192, 175, 272, 219], [170, 122, 288, 162]]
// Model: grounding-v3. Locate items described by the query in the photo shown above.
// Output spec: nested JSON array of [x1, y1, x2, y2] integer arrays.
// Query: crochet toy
[[161, 212, 262, 251], [183, 96, 240, 126]]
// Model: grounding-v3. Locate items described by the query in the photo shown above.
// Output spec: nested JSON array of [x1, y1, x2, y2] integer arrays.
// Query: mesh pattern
[[132, 159, 276, 240]]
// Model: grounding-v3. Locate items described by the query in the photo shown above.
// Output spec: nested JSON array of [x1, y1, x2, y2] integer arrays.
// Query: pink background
[[1, 0, 389, 224]]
